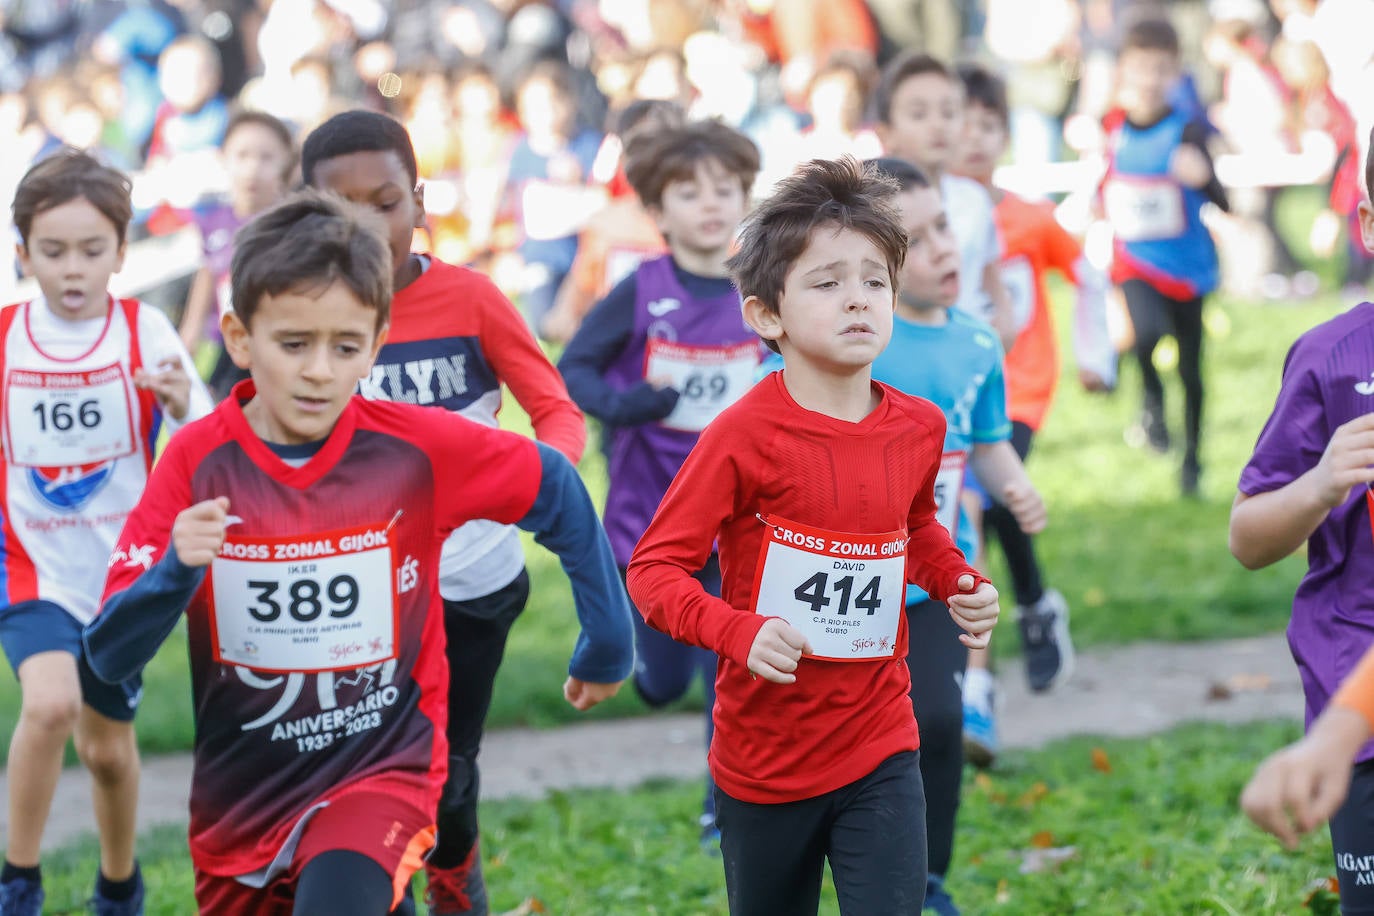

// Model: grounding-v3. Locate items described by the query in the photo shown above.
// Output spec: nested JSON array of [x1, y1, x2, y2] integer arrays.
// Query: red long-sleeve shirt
[[627, 372, 983, 803]]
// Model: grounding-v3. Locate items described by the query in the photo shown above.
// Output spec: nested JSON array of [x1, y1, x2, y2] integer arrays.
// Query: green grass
[[32, 720, 1342, 915]]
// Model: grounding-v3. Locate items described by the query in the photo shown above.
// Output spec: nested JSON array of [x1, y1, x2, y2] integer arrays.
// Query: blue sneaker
[[0, 876, 45, 916], [962, 692, 998, 770], [699, 813, 721, 855], [924, 874, 961, 916], [89, 866, 145, 916]]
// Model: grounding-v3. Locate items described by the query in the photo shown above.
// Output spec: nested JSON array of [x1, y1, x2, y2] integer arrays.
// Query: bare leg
[[74, 706, 139, 881], [4, 652, 82, 867]]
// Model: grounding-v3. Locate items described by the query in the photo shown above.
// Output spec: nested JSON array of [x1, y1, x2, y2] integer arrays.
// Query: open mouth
[[59, 289, 86, 310]]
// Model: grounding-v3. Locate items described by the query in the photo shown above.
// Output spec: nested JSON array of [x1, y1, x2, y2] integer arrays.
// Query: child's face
[[893, 185, 959, 313], [516, 77, 574, 140], [808, 70, 863, 131], [18, 197, 126, 321], [652, 159, 747, 259], [746, 224, 894, 372], [454, 75, 499, 122], [159, 45, 219, 113], [1117, 47, 1178, 121], [223, 123, 293, 214], [879, 73, 963, 173], [222, 280, 386, 445], [957, 102, 1007, 183], [309, 150, 424, 283]]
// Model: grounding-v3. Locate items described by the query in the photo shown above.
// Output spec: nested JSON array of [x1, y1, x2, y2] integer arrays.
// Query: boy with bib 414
[[627, 157, 1001, 916], [0, 149, 212, 916], [557, 117, 763, 846], [82, 191, 633, 915]]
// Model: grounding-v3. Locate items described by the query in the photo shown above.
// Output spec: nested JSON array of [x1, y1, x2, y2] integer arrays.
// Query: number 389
[[246, 575, 359, 622]]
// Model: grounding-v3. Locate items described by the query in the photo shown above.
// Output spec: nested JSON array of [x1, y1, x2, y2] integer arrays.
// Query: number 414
[[794, 572, 882, 615]]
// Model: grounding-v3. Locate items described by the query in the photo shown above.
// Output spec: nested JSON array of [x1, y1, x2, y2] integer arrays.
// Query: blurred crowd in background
[[0, 0, 1370, 336]]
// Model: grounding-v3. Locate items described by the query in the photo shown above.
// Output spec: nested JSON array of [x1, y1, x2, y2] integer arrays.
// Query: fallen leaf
[[1019, 845, 1079, 874], [968, 854, 984, 866], [974, 772, 995, 792], [1206, 681, 1233, 701], [1227, 673, 1273, 692], [995, 878, 1011, 903], [497, 898, 547, 916], [1016, 781, 1050, 808], [1030, 830, 1055, 848], [1091, 747, 1112, 773], [489, 850, 508, 869]]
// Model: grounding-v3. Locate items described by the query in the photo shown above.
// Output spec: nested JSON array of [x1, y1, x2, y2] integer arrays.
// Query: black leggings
[[431, 569, 531, 868], [1328, 759, 1374, 914], [294, 850, 404, 915], [906, 598, 969, 878], [1122, 278, 1205, 465], [982, 421, 1044, 608], [714, 750, 926, 916]]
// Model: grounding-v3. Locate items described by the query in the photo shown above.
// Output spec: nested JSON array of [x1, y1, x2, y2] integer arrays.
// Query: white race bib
[[751, 515, 907, 661], [210, 522, 399, 674], [4, 364, 136, 467], [1103, 176, 1185, 242], [1000, 255, 1035, 335], [645, 339, 758, 432], [933, 451, 966, 539]]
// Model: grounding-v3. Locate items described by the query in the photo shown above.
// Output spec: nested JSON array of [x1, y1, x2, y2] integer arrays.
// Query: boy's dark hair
[[623, 119, 760, 210], [875, 51, 955, 125], [223, 109, 298, 181], [725, 156, 904, 354], [1122, 17, 1181, 57], [12, 148, 133, 247], [230, 189, 392, 331], [611, 97, 685, 141], [300, 109, 418, 188], [956, 62, 1009, 129], [865, 156, 932, 193]]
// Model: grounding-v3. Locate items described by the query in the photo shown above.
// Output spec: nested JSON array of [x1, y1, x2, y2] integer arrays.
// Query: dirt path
[[2, 633, 1303, 853]]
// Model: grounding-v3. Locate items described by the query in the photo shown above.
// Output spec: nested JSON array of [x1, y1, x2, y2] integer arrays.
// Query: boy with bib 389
[[627, 156, 1000, 916]]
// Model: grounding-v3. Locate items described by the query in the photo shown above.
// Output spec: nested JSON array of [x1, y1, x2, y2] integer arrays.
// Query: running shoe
[[1181, 456, 1201, 498], [924, 874, 962, 916], [0, 876, 43, 916], [425, 842, 488, 916], [699, 813, 721, 854], [1018, 589, 1075, 693], [962, 690, 998, 770]]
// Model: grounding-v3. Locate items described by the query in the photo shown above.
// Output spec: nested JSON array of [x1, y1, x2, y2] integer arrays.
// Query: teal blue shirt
[[872, 308, 1010, 604]]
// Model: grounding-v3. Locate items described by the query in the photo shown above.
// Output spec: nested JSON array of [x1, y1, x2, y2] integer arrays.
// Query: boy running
[[300, 110, 627, 916], [83, 191, 633, 915], [868, 155, 1045, 916], [0, 149, 211, 916], [627, 156, 1001, 916], [558, 117, 762, 845]]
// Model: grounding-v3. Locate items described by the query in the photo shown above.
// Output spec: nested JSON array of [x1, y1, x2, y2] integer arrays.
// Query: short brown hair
[[223, 109, 298, 182], [12, 148, 133, 247], [230, 190, 392, 331], [725, 156, 904, 353], [875, 51, 955, 125], [1122, 18, 1180, 57], [623, 118, 760, 209]]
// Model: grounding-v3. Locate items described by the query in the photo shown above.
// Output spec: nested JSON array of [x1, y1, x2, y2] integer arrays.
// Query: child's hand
[[1313, 414, 1374, 509], [134, 357, 192, 421], [563, 676, 623, 711], [172, 497, 230, 567], [1078, 368, 1111, 393], [1168, 145, 1211, 189], [747, 618, 812, 684], [1001, 480, 1047, 535], [1241, 706, 1369, 849], [947, 575, 999, 649]]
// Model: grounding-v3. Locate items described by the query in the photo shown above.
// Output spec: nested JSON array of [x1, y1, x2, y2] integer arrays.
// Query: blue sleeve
[[516, 442, 635, 682], [557, 273, 680, 426], [82, 549, 206, 684]]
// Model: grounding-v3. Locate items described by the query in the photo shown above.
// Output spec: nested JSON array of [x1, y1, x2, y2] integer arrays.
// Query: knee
[[75, 727, 138, 783], [20, 691, 80, 739]]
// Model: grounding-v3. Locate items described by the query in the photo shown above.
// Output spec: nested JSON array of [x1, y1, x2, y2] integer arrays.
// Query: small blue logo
[[29, 461, 115, 511]]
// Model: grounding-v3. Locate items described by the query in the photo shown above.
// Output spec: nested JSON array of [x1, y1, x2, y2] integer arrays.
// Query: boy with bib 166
[[627, 156, 1000, 916]]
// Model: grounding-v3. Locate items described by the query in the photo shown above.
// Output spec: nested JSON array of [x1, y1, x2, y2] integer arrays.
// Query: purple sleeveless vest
[[601, 255, 759, 565]]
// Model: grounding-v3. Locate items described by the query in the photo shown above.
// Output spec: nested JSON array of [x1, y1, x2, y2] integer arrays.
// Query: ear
[[742, 295, 783, 349], [221, 310, 252, 370], [412, 183, 426, 229], [1360, 200, 1374, 256]]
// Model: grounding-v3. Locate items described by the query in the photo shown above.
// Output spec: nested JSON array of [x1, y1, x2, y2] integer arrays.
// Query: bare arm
[[970, 440, 1046, 534], [1229, 414, 1374, 569], [178, 266, 215, 353]]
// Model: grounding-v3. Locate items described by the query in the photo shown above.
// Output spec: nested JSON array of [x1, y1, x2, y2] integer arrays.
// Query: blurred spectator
[[724, 0, 879, 106], [984, 0, 1079, 167], [0, 0, 82, 91], [92, 0, 185, 153], [147, 34, 228, 165], [795, 50, 882, 163]]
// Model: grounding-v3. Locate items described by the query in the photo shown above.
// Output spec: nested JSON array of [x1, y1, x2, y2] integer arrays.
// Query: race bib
[[933, 451, 966, 539], [1103, 177, 1185, 242], [751, 514, 907, 661], [1000, 255, 1035, 335], [645, 339, 758, 432], [4, 364, 136, 467], [210, 522, 400, 674]]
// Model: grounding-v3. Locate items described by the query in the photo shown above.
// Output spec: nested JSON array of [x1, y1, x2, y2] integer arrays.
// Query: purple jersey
[[1239, 301, 1374, 760], [601, 255, 759, 564], [191, 200, 249, 341]]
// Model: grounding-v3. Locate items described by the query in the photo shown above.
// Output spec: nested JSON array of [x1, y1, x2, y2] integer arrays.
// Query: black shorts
[[1330, 759, 1374, 914], [0, 599, 141, 722]]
